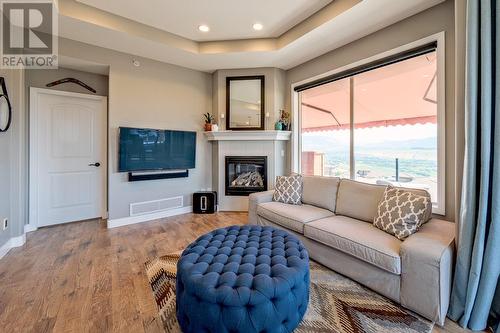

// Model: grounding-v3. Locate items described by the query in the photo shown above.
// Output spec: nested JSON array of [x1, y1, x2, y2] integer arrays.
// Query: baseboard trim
[[107, 206, 193, 229], [24, 224, 37, 233], [0, 233, 27, 260]]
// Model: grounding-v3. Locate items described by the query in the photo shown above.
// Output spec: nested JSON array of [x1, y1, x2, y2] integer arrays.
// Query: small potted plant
[[203, 112, 214, 131]]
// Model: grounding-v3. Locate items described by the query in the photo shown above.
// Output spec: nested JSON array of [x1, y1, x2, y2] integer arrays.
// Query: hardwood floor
[[0, 212, 470, 333]]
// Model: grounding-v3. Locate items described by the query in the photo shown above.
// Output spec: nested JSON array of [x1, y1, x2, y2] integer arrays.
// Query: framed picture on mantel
[[226, 76, 265, 130]]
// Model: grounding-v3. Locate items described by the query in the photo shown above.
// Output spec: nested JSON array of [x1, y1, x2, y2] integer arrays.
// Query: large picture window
[[296, 44, 444, 213]]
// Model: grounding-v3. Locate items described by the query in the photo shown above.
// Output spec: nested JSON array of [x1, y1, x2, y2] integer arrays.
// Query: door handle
[[88, 162, 101, 167]]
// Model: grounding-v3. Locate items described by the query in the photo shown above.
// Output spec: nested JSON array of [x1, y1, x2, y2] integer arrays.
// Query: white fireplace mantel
[[204, 130, 291, 141]]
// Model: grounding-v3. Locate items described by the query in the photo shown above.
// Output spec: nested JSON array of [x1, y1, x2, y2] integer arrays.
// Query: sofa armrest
[[248, 190, 274, 225], [400, 219, 455, 325]]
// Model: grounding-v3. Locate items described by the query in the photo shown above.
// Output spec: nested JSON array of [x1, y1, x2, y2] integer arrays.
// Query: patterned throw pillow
[[273, 174, 303, 205], [373, 187, 431, 240]]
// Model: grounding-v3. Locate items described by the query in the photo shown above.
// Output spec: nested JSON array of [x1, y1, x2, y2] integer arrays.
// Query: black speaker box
[[193, 191, 217, 214]]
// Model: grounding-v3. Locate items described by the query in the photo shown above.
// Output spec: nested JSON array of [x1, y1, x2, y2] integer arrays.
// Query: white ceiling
[[75, 0, 333, 41], [59, 0, 446, 72]]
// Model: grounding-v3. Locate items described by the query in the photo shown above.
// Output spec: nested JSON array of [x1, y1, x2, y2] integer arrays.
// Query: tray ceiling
[[58, 0, 446, 72], [75, 0, 333, 42]]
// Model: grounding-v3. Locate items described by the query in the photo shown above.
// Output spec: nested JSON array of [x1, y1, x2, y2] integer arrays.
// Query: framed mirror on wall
[[0, 77, 12, 132], [226, 76, 265, 130]]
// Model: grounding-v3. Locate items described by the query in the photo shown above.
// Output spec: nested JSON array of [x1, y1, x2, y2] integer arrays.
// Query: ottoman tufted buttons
[[177, 225, 309, 333]]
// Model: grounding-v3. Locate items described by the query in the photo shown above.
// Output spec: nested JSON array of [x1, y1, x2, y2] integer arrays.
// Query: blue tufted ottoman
[[176, 225, 309, 333]]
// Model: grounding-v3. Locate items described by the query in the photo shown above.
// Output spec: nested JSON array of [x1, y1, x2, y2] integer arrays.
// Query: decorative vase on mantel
[[204, 123, 212, 131], [275, 120, 283, 130]]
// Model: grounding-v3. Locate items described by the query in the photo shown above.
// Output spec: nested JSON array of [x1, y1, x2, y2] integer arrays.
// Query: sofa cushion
[[302, 176, 340, 212], [257, 201, 334, 234], [335, 179, 386, 222], [304, 215, 402, 274]]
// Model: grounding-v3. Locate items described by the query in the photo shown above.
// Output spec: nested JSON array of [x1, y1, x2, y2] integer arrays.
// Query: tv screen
[[118, 127, 196, 172]]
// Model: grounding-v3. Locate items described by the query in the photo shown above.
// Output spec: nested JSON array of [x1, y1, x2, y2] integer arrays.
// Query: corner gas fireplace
[[225, 156, 267, 196]]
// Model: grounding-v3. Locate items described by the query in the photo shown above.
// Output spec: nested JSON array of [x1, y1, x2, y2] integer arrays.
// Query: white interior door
[[30, 88, 107, 227]]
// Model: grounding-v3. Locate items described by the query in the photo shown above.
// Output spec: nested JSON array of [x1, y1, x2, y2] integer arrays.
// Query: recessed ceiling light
[[253, 23, 263, 31], [198, 25, 210, 32]]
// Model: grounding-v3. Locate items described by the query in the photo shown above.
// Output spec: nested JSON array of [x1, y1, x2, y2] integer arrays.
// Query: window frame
[[291, 32, 446, 215]]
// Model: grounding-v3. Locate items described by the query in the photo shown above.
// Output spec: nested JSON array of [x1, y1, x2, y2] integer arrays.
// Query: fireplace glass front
[[225, 156, 267, 196]]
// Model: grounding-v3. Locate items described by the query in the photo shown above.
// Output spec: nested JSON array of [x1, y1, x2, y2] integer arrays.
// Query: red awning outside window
[[300, 52, 437, 133]]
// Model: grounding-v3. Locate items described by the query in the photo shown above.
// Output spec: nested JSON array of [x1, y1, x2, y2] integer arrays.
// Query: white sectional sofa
[[248, 176, 455, 325]]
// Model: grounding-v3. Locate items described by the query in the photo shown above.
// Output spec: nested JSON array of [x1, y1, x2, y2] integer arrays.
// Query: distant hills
[[302, 135, 436, 152]]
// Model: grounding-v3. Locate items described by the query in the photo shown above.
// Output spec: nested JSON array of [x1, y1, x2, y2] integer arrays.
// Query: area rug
[[145, 254, 433, 333]]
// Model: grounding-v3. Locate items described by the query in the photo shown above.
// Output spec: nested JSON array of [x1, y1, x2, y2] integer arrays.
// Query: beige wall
[[0, 69, 26, 247], [0, 71, 13, 248], [26, 67, 109, 96], [285, 0, 457, 221], [57, 38, 213, 220], [212, 68, 286, 131]]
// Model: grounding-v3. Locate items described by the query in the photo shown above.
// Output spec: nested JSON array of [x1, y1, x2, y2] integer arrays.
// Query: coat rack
[[46, 77, 97, 93]]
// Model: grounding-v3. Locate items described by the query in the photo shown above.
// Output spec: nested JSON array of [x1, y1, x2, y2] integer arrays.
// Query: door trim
[[29, 87, 108, 229]]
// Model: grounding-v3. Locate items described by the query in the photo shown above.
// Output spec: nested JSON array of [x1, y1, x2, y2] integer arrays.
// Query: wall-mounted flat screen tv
[[118, 127, 196, 172]]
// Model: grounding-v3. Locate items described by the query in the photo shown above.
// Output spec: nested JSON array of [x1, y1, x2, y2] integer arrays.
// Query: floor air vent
[[129, 196, 183, 216]]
